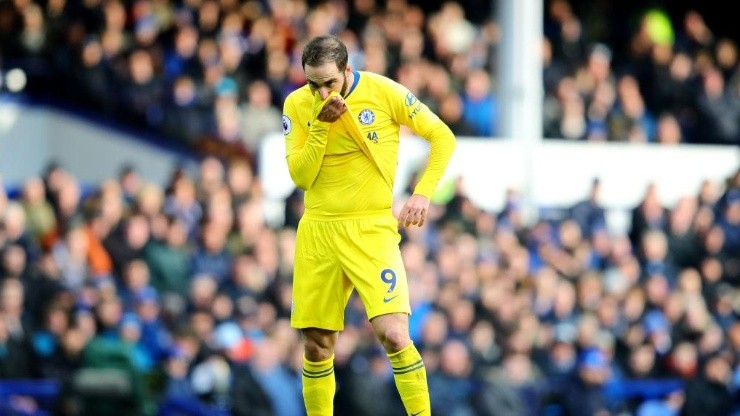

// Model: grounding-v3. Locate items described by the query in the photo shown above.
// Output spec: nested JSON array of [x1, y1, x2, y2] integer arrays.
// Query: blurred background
[[0, 0, 738, 415]]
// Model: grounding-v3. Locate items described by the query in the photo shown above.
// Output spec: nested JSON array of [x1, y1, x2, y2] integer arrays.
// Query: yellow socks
[[302, 355, 335, 416], [388, 343, 430, 415], [302, 346, 429, 415]]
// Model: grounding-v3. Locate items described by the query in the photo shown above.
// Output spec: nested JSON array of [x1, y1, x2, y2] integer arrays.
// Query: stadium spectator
[[239, 79, 283, 153]]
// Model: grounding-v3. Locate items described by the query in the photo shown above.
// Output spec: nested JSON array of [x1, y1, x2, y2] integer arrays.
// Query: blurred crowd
[[0, 154, 738, 415], [0, 0, 739, 149], [1, 0, 740, 414]]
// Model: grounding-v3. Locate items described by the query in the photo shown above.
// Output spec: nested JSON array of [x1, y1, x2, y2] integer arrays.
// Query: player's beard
[[340, 71, 348, 97]]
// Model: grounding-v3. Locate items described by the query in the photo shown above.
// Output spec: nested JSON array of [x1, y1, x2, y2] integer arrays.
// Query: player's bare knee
[[377, 325, 411, 353], [302, 329, 336, 361], [304, 342, 333, 361]]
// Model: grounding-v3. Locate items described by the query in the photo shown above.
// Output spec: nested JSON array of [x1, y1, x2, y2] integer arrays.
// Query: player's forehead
[[304, 62, 342, 83]]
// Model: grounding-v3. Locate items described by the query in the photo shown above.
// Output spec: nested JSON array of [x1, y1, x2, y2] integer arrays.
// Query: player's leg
[[371, 313, 430, 416], [301, 327, 338, 416], [291, 217, 353, 415], [338, 214, 430, 416]]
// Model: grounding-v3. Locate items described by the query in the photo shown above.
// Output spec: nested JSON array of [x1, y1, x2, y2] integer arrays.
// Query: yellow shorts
[[290, 210, 410, 331]]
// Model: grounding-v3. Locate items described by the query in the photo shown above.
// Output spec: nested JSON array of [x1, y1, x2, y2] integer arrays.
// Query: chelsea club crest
[[358, 109, 375, 125]]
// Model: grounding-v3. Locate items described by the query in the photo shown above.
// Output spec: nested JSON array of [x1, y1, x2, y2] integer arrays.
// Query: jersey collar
[[345, 70, 360, 98]]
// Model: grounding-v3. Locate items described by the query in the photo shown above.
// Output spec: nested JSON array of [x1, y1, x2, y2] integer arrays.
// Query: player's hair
[[301, 35, 348, 71]]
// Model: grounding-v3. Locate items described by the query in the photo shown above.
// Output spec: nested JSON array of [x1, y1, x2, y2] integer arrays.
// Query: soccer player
[[283, 35, 456, 416]]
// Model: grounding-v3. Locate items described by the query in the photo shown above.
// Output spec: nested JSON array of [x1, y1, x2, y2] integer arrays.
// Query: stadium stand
[[0, 0, 738, 415]]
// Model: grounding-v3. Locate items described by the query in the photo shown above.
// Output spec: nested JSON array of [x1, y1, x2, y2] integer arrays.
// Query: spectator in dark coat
[[560, 348, 611, 416], [103, 214, 150, 284], [428, 339, 479, 416], [694, 67, 740, 145], [0, 313, 36, 379], [569, 178, 607, 237], [681, 353, 734, 416], [630, 183, 669, 253]]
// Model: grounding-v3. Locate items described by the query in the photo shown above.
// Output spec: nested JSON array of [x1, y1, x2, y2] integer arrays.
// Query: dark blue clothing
[[191, 247, 232, 284], [560, 377, 609, 416], [428, 373, 478, 416]]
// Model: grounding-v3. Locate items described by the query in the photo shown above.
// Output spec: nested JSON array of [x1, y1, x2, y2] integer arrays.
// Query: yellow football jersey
[[283, 71, 456, 215]]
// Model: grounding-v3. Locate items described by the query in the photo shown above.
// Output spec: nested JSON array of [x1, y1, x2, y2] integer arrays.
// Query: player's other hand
[[316, 95, 347, 122], [398, 194, 430, 228]]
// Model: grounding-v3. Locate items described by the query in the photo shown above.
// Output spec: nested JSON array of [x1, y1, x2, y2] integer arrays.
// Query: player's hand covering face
[[305, 62, 350, 122]]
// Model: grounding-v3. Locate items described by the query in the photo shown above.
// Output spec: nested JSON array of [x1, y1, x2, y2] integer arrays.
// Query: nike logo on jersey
[[383, 294, 399, 303]]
